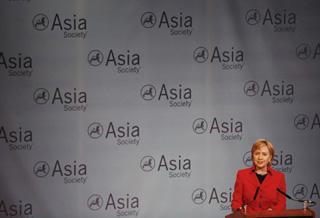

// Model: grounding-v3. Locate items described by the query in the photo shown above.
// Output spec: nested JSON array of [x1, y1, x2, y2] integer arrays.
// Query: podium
[[225, 208, 315, 218]]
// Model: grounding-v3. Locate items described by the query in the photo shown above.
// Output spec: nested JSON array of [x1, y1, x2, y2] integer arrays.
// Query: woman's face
[[252, 145, 272, 170]]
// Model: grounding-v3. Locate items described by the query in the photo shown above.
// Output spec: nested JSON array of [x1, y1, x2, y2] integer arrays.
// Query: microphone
[[276, 188, 295, 201], [240, 187, 260, 213], [253, 187, 260, 200], [276, 188, 316, 207]]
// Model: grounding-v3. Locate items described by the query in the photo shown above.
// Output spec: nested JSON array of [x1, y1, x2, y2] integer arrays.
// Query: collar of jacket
[[250, 166, 274, 175]]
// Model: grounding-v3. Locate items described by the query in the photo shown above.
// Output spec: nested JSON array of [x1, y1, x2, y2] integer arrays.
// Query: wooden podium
[[225, 208, 315, 218]]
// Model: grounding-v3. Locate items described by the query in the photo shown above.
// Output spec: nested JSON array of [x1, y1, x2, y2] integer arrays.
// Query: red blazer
[[231, 166, 286, 212]]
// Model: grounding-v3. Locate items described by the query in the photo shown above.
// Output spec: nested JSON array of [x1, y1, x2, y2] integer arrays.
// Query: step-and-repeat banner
[[1, 0, 320, 217]]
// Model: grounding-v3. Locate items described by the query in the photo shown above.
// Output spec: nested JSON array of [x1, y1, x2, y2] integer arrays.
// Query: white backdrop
[[1, 0, 320, 217]]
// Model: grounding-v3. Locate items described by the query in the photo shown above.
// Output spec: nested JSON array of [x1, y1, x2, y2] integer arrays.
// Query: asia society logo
[[243, 81, 259, 97], [87, 121, 141, 146], [87, 122, 104, 139], [244, 8, 297, 32], [33, 160, 88, 184], [32, 13, 49, 31], [140, 84, 156, 101], [191, 187, 232, 211], [140, 156, 156, 172], [296, 44, 311, 60], [139, 154, 192, 178], [33, 161, 50, 177], [242, 151, 252, 167], [193, 46, 244, 70], [292, 183, 319, 201], [87, 50, 103, 66], [86, 193, 140, 216], [33, 87, 88, 112], [140, 11, 193, 36], [140, 83, 192, 108], [294, 113, 319, 130], [292, 184, 308, 200], [296, 43, 320, 60], [243, 80, 295, 104], [87, 194, 104, 211], [32, 13, 88, 39], [192, 188, 207, 204], [245, 9, 261, 25], [294, 114, 309, 130], [33, 88, 50, 104], [140, 12, 157, 28], [193, 47, 209, 63], [87, 49, 141, 74], [192, 118, 208, 134], [192, 117, 244, 141], [0, 52, 33, 78]]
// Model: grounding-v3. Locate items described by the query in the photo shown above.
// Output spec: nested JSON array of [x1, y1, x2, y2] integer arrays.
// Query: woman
[[231, 139, 286, 212]]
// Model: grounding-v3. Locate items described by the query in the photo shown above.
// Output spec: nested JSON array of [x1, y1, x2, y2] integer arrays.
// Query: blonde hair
[[251, 139, 275, 166]]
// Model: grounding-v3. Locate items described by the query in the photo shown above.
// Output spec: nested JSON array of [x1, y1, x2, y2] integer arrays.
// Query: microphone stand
[[276, 188, 317, 210]]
